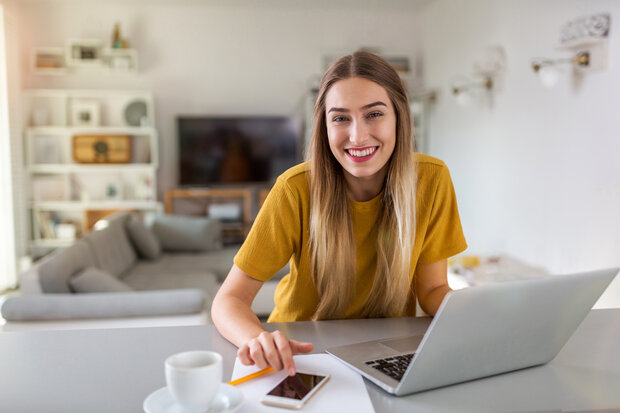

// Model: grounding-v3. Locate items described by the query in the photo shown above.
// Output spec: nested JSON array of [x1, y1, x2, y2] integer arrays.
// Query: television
[[178, 116, 302, 186]]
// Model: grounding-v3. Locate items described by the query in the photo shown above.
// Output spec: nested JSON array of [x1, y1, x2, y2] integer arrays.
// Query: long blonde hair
[[307, 51, 417, 320]]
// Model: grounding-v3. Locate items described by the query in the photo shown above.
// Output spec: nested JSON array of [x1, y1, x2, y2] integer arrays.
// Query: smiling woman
[[0, 5, 17, 292], [212, 51, 467, 378]]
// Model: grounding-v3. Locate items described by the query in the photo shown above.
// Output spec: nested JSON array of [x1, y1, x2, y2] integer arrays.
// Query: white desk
[[0, 309, 618, 412]]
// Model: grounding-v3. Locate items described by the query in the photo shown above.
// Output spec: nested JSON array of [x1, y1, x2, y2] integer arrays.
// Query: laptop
[[326, 267, 618, 395]]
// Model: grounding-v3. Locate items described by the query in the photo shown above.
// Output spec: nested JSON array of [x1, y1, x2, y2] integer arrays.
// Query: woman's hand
[[237, 330, 314, 376]]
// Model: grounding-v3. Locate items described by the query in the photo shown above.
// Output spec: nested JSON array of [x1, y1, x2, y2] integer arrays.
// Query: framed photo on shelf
[[70, 100, 100, 127], [66, 39, 103, 67]]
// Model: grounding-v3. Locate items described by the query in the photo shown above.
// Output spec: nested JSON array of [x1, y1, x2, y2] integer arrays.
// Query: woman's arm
[[415, 259, 451, 316], [211, 264, 313, 375]]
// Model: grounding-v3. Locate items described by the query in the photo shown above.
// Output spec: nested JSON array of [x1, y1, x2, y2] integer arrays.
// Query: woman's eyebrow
[[327, 101, 387, 113]]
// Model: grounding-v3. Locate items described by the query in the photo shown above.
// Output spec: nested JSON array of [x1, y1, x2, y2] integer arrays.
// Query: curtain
[[0, 4, 18, 291]]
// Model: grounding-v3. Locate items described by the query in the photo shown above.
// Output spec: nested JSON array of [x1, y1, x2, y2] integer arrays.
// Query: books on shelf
[[36, 211, 56, 239]]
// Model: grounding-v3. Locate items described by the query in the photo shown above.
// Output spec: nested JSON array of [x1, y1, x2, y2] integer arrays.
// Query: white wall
[[420, 0, 620, 306]]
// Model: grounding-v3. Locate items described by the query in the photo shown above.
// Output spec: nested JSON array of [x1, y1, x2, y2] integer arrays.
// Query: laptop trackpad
[[380, 335, 424, 353]]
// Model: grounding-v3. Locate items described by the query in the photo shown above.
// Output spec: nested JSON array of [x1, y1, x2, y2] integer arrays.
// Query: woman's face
[[324, 76, 397, 199]]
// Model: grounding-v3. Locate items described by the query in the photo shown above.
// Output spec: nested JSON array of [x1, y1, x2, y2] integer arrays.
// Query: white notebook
[[231, 353, 374, 413]]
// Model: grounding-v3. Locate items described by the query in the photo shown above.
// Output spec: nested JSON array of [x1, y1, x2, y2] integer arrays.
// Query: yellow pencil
[[228, 366, 275, 386]]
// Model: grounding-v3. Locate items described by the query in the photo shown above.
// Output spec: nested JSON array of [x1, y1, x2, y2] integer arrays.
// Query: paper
[[231, 353, 374, 412]]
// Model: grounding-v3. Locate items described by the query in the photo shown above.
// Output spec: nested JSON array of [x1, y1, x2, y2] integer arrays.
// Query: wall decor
[[560, 13, 610, 44]]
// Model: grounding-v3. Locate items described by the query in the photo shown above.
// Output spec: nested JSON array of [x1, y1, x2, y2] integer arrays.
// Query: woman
[[212, 51, 467, 377]]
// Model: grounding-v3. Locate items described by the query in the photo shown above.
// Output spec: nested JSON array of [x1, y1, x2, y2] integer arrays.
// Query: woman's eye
[[367, 111, 383, 119], [332, 116, 348, 122]]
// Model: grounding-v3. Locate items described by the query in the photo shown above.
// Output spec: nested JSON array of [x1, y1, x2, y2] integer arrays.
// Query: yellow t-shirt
[[234, 153, 467, 322]]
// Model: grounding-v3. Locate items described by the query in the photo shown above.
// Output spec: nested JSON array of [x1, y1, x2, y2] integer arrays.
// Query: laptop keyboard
[[365, 353, 414, 382]]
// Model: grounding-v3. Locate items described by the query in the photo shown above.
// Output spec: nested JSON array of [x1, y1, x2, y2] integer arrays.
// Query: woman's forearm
[[212, 293, 265, 348]]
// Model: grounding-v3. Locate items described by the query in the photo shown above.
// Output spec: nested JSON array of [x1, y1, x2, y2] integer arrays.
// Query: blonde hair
[[307, 51, 417, 320]]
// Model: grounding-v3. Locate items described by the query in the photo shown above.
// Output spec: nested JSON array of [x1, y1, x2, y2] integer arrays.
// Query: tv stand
[[164, 187, 254, 244]]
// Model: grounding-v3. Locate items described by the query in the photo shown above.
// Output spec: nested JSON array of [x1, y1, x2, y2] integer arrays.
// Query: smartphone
[[260, 372, 330, 409]]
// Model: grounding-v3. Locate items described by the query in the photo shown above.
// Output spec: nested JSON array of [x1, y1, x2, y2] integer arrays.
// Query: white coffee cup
[[165, 350, 223, 412]]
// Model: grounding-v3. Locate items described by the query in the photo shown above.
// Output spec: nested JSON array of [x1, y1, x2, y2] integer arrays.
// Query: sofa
[[1, 212, 284, 331]]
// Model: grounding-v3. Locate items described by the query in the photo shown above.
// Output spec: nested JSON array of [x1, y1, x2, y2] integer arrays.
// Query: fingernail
[[288, 367, 295, 376]]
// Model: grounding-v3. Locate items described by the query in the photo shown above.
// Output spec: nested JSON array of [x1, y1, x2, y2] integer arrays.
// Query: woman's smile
[[345, 146, 379, 162]]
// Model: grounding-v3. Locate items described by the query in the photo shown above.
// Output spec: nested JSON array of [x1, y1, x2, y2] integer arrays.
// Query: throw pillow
[[69, 267, 134, 293], [151, 214, 222, 252], [126, 214, 162, 259]]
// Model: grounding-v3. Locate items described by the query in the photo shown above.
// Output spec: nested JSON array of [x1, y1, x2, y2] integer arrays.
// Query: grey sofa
[[1, 212, 282, 331]]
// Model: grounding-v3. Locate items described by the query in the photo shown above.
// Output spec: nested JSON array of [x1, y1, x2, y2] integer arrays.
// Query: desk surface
[[0, 309, 618, 413]]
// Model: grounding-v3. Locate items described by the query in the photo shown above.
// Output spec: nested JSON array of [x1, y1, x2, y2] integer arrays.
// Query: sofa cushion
[[122, 255, 221, 301], [37, 239, 96, 293], [126, 214, 161, 259], [82, 219, 137, 277], [69, 267, 134, 293], [151, 215, 222, 252]]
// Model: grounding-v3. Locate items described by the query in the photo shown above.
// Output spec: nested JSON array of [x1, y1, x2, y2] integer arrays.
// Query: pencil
[[228, 366, 275, 386]]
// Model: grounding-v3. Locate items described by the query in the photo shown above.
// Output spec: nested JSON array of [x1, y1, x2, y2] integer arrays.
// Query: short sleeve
[[234, 177, 301, 281], [418, 165, 467, 264]]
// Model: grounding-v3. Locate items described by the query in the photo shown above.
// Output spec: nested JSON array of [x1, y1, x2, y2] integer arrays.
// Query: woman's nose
[[348, 120, 367, 145]]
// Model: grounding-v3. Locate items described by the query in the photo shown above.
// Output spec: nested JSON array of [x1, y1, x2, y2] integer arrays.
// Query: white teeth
[[348, 147, 376, 157]]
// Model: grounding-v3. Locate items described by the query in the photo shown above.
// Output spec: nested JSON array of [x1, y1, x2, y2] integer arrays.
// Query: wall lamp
[[451, 76, 493, 96], [530, 51, 590, 89], [531, 13, 609, 89], [450, 45, 506, 107], [531, 51, 590, 73], [451, 75, 495, 107]]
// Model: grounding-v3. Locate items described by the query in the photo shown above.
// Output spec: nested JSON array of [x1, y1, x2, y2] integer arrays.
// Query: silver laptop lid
[[395, 267, 618, 395]]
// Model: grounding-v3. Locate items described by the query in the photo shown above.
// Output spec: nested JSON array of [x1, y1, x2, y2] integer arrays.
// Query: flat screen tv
[[178, 116, 302, 186]]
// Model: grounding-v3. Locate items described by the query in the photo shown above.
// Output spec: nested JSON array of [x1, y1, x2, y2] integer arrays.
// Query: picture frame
[[71, 100, 100, 127], [66, 39, 103, 67]]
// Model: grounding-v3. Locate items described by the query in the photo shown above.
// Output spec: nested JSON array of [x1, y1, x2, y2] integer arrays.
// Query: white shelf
[[28, 164, 155, 173], [32, 201, 161, 211], [27, 126, 155, 135], [32, 44, 138, 76]]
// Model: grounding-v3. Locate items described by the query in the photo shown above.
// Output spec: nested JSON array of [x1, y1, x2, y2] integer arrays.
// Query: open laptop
[[326, 267, 618, 395]]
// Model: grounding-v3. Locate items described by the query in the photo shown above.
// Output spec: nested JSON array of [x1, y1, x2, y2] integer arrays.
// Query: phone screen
[[266, 373, 327, 400]]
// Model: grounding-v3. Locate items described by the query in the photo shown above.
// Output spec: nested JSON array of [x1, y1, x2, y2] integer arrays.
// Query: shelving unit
[[23, 89, 162, 253]]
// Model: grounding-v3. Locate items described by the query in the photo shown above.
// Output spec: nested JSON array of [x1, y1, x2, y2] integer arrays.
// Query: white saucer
[[143, 383, 243, 413]]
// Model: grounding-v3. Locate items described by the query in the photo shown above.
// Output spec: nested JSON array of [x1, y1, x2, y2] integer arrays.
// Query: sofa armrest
[[18, 267, 44, 294], [1, 289, 206, 321]]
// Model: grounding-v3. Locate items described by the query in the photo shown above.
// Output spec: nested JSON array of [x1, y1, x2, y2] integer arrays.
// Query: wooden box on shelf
[[72, 135, 131, 163]]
